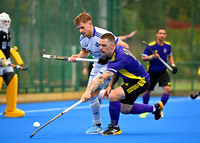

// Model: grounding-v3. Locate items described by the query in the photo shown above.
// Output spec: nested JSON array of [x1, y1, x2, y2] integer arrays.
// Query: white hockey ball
[[33, 122, 40, 128]]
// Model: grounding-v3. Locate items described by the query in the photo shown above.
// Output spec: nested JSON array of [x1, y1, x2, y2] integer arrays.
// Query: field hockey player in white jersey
[[69, 12, 129, 134]]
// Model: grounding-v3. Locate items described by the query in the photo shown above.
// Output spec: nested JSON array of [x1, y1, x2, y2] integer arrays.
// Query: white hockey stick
[[40, 50, 98, 62]]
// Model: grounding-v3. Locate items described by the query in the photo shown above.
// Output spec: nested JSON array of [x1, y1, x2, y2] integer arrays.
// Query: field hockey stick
[[40, 49, 98, 62], [5, 63, 28, 70], [0, 59, 28, 70], [190, 92, 200, 99], [30, 99, 82, 138], [142, 41, 173, 72]]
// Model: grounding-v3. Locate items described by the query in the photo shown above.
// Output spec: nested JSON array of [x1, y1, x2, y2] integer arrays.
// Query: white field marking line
[[0, 104, 109, 115], [0, 97, 198, 115]]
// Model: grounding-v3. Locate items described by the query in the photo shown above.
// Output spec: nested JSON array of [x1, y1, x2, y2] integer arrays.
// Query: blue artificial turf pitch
[[0, 96, 200, 143]]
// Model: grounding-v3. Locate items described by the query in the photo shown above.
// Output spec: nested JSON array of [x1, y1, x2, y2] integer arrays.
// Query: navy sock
[[130, 103, 153, 114], [161, 93, 169, 105], [143, 93, 150, 104], [109, 101, 121, 126]]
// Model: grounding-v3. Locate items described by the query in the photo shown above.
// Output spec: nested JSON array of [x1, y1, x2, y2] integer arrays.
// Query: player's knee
[[164, 86, 171, 94], [120, 109, 130, 114], [145, 90, 151, 95], [109, 94, 120, 102], [120, 104, 132, 114]]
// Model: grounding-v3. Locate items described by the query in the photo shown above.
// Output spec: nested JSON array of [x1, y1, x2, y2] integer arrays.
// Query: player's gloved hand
[[171, 65, 178, 74], [98, 56, 109, 65]]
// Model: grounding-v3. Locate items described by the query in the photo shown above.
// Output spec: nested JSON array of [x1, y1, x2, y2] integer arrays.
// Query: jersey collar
[[92, 27, 96, 37]]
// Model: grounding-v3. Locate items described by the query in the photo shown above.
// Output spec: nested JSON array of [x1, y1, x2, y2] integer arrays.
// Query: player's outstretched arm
[[69, 49, 90, 62], [116, 39, 129, 49], [118, 30, 137, 41], [81, 71, 114, 102]]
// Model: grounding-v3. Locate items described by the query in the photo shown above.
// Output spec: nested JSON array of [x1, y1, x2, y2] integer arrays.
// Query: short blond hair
[[73, 12, 92, 25]]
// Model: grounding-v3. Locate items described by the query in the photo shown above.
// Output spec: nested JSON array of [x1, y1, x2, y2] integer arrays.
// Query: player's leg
[[159, 71, 171, 117], [159, 71, 171, 105], [142, 91, 150, 104], [102, 86, 124, 135], [142, 71, 157, 105], [140, 73, 157, 118], [120, 80, 163, 120], [162, 86, 171, 105], [86, 90, 103, 134], [86, 71, 102, 134], [103, 80, 164, 135], [121, 102, 163, 120], [140, 90, 151, 118], [0, 76, 3, 90], [86, 66, 109, 134], [3, 72, 25, 117]]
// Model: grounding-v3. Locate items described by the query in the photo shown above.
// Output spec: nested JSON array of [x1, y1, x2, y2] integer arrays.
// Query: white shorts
[[87, 65, 110, 89], [0, 58, 14, 76]]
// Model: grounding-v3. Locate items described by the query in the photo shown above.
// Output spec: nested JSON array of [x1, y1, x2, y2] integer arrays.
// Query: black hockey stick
[[142, 41, 173, 72], [190, 92, 200, 99], [40, 49, 98, 62]]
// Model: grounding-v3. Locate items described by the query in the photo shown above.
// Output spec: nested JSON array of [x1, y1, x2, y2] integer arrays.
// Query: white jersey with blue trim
[[80, 26, 118, 68]]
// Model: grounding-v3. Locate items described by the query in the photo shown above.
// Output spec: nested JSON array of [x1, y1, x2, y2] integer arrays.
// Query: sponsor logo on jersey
[[95, 42, 99, 47]]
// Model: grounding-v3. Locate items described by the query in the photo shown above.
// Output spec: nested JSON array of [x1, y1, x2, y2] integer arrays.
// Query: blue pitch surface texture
[[0, 96, 200, 143]]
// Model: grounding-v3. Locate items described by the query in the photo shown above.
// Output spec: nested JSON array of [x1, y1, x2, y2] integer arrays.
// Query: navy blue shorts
[[121, 80, 150, 105]]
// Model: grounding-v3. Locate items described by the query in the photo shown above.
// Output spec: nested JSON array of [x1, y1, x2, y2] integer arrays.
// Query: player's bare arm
[[167, 54, 175, 65], [118, 30, 137, 41], [103, 74, 119, 99], [109, 73, 119, 88], [81, 71, 114, 102], [142, 53, 160, 61], [116, 39, 129, 49], [69, 49, 90, 62]]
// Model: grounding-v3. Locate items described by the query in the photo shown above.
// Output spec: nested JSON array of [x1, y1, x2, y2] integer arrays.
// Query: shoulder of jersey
[[94, 27, 110, 35], [80, 35, 85, 41], [164, 41, 171, 45], [149, 41, 156, 46]]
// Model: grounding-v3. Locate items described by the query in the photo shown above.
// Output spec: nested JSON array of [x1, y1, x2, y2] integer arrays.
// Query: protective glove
[[171, 65, 178, 74], [98, 56, 110, 65]]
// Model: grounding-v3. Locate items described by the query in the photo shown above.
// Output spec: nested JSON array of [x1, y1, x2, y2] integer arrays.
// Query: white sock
[[153, 105, 156, 112], [97, 89, 111, 99], [89, 96, 101, 124], [97, 90, 105, 99]]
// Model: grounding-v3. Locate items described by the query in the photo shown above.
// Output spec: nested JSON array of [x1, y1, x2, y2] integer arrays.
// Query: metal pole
[[61, 0, 66, 92], [39, 1, 44, 92], [190, 0, 194, 90]]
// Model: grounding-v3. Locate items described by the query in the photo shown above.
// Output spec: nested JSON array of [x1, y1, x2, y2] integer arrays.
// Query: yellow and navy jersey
[[142, 41, 172, 72], [107, 45, 150, 83], [0, 30, 11, 59]]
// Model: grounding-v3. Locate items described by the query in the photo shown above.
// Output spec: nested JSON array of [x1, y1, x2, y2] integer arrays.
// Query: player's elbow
[[125, 44, 129, 49]]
